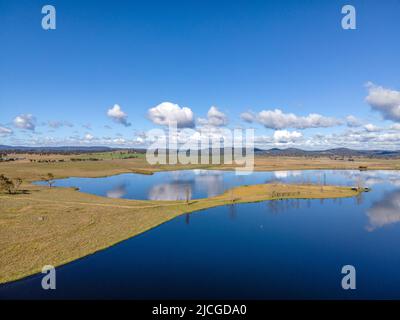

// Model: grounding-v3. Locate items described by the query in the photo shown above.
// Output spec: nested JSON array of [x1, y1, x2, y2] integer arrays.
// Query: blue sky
[[1, 0, 400, 149]]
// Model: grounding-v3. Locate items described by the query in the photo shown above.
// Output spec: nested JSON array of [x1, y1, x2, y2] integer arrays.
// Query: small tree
[[13, 177, 22, 193], [230, 189, 234, 203], [185, 186, 191, 204], [42, 173, 55, 188], [356, 175, 364, 190], [0, 174, 15, 194], [0, 174, 7, 192]]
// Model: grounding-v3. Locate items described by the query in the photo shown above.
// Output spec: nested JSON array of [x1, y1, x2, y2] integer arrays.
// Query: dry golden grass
[[252, 156, 400, 171], [1, 155, 399, 182]]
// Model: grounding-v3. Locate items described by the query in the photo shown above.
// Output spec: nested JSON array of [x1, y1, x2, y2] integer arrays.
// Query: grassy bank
[[0, 181, 361, 284], [0, 155, 400, 182]]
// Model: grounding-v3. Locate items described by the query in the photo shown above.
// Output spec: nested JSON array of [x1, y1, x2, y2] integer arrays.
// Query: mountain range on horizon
[[1, 145, 400, 158]]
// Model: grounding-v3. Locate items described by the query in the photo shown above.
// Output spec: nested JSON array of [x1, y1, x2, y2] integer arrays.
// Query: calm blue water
[[2, 169, 400, 299], [33, 169, 396, 200]]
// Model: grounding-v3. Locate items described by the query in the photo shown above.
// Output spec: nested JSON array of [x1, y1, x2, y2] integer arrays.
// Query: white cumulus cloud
[[107, 104, 131, 127], [240, 111, 255, 123], [148, 102, 195, 128], [346, 115, 363, 127], [364, 123, 381, 132], [84, 133, 94, 140], [47, 120, 73, 129], [198, 106, 228, 127], [0, 126, 13, 136], [366, 82, 400, 122], [390, 123, 400, 131], [241, 109, 341, 129], [273, 130, 302, 142], [13, 114, 36, 131]]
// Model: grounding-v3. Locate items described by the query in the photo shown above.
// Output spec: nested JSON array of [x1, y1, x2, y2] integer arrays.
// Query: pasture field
[[1, 153, 400, 181]]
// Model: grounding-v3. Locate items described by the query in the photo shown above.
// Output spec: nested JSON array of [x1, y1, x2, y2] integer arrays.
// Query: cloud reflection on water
[[148, 170, 224, 200], [367, 189, 400, 231], [106, 184, 127, 198], [337, 170, 400, 187], [148, 182, 192, 200]]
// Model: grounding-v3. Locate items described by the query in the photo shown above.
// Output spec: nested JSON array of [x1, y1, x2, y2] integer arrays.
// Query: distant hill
[[1, 145, 399, 158], [0, 145, 145, 153], [255, 147, 400, 158]]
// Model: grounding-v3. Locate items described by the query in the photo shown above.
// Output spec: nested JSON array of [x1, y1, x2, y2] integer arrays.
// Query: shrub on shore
[[0, 174, 23, 194]]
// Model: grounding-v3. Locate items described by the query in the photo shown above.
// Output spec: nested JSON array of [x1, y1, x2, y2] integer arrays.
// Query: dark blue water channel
[[1, 169, 400, 299]]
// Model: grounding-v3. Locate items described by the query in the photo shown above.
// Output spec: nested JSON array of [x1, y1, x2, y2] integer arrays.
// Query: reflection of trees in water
[[265, 196, 351, 215], [185, 213, 190, 225], [331, 198, 343, 205], [355, 193, 363, 205], [267, 200, 281, 214], [267, 199, 303, 214], [228, 204, 237, 220], [366, 188, 400, 231]]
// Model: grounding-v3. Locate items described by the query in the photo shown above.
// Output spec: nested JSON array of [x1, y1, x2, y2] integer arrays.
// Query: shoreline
[[0, 180, 362, 285]]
